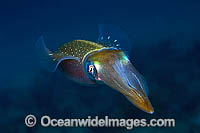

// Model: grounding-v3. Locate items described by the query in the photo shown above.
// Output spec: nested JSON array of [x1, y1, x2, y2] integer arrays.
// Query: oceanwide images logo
[[25, 115, 175, 129]]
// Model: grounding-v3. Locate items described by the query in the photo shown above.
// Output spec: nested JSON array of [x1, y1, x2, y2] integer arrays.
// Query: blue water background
[[0, 0, 200, 132]]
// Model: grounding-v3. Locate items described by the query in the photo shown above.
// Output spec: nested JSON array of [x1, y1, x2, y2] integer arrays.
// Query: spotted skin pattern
[[54, 40, 104, 62], [50, 40, 105, 84]]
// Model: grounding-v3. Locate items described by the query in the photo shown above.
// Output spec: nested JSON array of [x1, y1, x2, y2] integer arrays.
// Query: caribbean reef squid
[[36, 24, 154, 114]]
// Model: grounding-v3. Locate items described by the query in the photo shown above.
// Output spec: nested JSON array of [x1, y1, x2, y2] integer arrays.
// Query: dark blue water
[[0, 0, 200, 132]]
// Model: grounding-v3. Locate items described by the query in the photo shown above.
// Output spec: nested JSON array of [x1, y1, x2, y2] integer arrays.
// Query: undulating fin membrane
[[35, 36, 57, 72], [35, 36, 80, 72], [97, 24, 132, 54]]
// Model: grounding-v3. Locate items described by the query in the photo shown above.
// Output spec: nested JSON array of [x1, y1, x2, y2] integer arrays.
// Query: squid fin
[[97, 24, 132, 54], [35, 36, 79, 72]]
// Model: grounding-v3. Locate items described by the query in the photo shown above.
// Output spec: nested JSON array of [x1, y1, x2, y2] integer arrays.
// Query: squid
[[36, 24, 154, 114]]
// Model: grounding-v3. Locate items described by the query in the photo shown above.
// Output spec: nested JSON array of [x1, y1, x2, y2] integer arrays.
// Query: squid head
[[83, 48, 154, 114]]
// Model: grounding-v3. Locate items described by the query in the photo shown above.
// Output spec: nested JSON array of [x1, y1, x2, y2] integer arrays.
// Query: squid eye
[[85, 62, 97, 80], [88, 65, 94, 74]]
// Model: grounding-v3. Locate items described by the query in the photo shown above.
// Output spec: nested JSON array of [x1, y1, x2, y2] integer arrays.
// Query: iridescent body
[[52, 40, 104, 84], [36, 24, 154, 114]]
